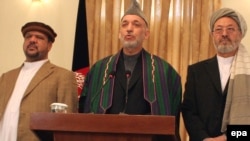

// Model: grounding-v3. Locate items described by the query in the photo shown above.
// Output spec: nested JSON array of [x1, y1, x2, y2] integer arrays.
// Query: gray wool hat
[[121, 0, 148, 26], [209, 8, 247, 37]]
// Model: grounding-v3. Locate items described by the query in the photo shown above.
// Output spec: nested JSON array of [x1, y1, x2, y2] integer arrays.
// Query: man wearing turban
[[182, 8, 248, 141]]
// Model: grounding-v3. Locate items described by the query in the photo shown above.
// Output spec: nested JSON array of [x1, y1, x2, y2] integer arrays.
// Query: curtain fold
[[85, 0, 221, 140]]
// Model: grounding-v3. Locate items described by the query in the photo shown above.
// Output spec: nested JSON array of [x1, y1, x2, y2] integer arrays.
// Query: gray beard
[[217, 44, 237, 54], [123, 40, 138, 49]]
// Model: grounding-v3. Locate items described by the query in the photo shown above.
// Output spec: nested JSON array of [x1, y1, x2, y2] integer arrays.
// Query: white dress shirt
[[217, 55, 234, 92]]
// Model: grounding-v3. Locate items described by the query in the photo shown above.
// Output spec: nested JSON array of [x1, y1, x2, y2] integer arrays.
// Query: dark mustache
[[27, 43, 38, 48]]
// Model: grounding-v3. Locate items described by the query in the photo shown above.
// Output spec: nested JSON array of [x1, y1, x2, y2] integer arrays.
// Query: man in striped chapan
[[79, 0, 182, 140]]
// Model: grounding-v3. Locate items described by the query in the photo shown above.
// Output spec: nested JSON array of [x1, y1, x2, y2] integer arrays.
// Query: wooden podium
[[30, 113, 176, 141]]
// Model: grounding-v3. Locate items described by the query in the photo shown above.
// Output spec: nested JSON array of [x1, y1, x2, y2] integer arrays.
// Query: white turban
[[209, 8, 247, 38]]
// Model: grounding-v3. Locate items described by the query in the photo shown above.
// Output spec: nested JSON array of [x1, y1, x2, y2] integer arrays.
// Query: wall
[[0, 0, 78, 74], [0, 0, 249, 75]]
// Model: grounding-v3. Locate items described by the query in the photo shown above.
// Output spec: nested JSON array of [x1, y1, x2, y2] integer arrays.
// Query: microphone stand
[[122, 70, 131, 113], [90, 71, 115, 108]]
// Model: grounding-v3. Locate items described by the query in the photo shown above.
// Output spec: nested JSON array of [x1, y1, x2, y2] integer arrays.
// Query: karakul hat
[[121, 0, 148, 26]]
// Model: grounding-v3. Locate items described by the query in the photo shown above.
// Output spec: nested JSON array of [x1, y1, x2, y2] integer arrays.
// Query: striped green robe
[[79, 49, 182, 116]]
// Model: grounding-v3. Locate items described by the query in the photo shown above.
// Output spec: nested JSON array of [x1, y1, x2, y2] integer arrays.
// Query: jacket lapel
[[115, 55, 127, 91], [23, 61, 54, 97], [205, 56, 222, 93], [128, 56, 142, 90], [115, 51, 142, 91]]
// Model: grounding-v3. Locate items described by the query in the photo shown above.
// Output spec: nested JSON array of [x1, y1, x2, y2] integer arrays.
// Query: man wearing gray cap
[[182, 8, 248, 141], [79, 0, 182, 140], [0, 21, 78, 141]]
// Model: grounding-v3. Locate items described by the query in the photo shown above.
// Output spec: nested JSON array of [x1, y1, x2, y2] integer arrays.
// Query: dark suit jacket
[[181, 56, 228, 141]]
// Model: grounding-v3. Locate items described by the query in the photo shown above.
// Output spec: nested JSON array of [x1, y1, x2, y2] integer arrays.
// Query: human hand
[[203, 137, 215, 141], [203, 134, 226, 141]]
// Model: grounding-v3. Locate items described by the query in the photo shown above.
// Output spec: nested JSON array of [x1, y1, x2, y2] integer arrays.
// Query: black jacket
[[182, 56, 228, 141]]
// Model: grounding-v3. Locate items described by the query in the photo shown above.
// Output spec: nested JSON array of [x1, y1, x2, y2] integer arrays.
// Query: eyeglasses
[[213, 27, 239, 34]]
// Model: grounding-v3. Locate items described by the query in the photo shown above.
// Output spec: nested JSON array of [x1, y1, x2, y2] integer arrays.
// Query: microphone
[[90, 71, 115, 104], [123, 70, 131, 113], [125, 70, 131, 79]]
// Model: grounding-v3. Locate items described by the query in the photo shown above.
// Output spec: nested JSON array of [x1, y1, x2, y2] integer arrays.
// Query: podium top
[[30, 112, 175, 135]]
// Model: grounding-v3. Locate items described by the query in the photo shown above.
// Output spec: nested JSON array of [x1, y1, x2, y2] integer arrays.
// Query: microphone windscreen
[[125, 70, 131, 78]]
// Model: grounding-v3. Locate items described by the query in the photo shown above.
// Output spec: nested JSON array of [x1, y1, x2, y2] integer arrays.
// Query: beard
[[214, 37, 239, 54], [120, 35, 145, 49], [24, 50, 39, 58], [24, 44, 40, 58], [122, 40, 139, 49], [216, 44, 238, 54]]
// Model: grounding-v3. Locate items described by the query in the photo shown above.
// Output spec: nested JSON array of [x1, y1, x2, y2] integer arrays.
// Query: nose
[[221, 29, 228, 36], [29, 35, 37, 43], [126, 24, 133, 33]]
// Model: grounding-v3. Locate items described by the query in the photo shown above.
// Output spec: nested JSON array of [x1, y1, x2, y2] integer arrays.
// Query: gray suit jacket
[[0, 61, 78, 141]]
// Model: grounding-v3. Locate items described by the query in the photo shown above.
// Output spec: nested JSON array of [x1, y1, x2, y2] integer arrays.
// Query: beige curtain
[[85, 0, 221, 140]]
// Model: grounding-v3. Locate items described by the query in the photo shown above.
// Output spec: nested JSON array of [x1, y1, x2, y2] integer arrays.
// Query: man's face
[[23, 31, 52, 62], [212, 17, 243, 57], [119, 15, 149, 50]]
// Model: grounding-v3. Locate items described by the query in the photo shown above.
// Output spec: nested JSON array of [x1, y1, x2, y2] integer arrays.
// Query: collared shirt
[[217, 55, 234, 92]]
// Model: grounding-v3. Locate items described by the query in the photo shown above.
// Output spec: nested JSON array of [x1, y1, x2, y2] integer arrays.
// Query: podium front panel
[[30, 113, 176, 141]]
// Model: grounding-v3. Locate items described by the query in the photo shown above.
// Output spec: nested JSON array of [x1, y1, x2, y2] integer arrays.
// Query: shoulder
[[1, 66, 22, 76], [143, 49, 171, 65], [95, 55, 114, 64], [143, 50, 181, 78], [147, 52, 178, 72], [188, 56, 217, 69], [0, 66, 22, 84], [44, 62, 75, 76], [91, 55, 115, 69]]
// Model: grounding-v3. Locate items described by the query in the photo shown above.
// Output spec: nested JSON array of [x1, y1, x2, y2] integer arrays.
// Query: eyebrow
[[122, 18, 142, 23], [215, 22, 238, 27]]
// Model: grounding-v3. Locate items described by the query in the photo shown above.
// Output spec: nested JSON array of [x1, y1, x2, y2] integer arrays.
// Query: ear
[[47, 42, 53, 51], [239, 31, 243, 39], [210, 31, 215, 37], [144, 29, 150, 39]]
